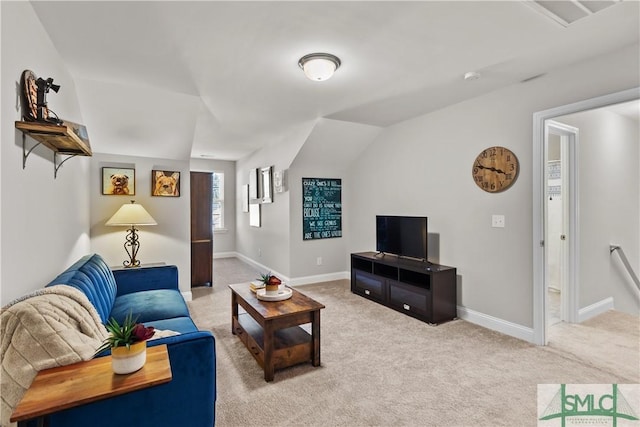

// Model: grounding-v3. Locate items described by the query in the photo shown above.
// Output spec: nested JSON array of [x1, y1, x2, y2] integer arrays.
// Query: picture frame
[[302, 177, 342, 240], [152, 170, 181, 197], [261, 166, 273, 204], [250, 203, 261, 227], [102, 167, 135, 195]]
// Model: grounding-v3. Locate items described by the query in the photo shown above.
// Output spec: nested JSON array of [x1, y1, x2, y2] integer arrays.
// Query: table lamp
[[106, 200, 157, 267]]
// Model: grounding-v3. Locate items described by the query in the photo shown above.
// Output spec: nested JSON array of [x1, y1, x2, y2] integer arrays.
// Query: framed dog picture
[[102, 167, 135, 195], [152, 170, 180, 197]]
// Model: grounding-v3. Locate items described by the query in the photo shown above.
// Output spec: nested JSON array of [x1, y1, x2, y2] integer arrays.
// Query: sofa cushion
[[145, 316, 199, 334], [46, 254, 116, 323], [111, 289, 190, 324]]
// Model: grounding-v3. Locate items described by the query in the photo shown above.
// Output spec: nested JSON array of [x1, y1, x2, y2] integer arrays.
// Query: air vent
[[523, 0, 620, 27]]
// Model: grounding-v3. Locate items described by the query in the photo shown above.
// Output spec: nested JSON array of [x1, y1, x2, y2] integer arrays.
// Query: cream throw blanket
[[0, 285, 108, 427]]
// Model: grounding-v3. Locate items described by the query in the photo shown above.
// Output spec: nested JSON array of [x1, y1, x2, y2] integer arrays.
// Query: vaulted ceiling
[[30, 1, 639, 161]]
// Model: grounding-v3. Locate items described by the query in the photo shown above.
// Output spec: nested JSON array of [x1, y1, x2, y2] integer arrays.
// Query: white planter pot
[[111, 341, 147, 374]]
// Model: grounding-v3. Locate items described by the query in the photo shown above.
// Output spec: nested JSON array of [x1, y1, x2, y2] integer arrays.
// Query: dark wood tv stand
[[351, 252, 457, 324]]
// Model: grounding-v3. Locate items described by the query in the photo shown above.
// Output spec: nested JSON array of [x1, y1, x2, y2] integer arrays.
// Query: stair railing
[[610, 244, 640, 291]]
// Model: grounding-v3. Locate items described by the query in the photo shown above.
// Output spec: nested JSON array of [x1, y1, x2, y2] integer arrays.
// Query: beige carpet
[[189, 259, 639, 427], [547, 309, 640, 381]]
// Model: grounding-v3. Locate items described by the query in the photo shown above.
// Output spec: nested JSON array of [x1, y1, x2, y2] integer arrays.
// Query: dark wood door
[[190, 172, 213, 287]]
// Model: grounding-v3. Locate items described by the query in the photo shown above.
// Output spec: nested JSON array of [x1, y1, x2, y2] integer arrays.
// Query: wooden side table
[[11, 344, 172, 426]]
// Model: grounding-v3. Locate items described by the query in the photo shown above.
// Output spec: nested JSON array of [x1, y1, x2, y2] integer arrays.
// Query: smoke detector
[[464, 71, 481, 81]]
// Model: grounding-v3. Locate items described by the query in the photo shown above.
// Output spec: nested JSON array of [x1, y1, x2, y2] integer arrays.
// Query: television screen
[[376, 215, 428, 260]]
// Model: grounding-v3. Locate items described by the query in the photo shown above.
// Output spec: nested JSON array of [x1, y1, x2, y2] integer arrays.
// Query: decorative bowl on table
[[257, 285, 293, 302]]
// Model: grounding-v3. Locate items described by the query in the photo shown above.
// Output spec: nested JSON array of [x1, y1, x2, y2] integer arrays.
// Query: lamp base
[[122, 226, 142, 268], [123, 260, 141, 268]]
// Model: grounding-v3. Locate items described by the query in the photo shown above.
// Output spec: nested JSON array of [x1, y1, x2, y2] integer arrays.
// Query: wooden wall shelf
[[15, 121, 92, 178]]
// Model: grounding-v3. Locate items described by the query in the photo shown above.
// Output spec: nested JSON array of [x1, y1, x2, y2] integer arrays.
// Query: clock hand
[[493, 167, 507, 174], [476, 163, 506, 174]]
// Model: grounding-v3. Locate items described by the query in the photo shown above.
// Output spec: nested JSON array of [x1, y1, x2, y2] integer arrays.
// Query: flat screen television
[[376, 215, 428, 261]]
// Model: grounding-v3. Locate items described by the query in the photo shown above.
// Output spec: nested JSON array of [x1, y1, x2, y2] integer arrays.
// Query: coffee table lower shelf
[[233, 313, 313, 373]]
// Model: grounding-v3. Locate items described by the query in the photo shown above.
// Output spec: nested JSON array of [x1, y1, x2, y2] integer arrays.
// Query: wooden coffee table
[[229, 283, 325, 381]]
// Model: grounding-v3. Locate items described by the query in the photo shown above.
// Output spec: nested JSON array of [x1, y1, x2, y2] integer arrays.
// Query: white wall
[[90, 153, 192, 298], [346, 44, 639, 329], [190, 158, 236, 255], [1, 3, 91, 305], [555, 109, 640, 315], [235, 118, 381, 281], [235, 122, 314, 278], [288, 118, 381, 279]]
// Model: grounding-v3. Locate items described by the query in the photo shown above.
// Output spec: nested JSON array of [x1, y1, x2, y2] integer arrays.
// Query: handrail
[[610, 245, 640, 290]]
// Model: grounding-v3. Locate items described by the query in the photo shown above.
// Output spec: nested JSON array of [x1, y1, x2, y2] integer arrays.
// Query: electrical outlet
[[258, 248, 262, 257], [316, 257, 322, 266], [492, 215, 505, 228]]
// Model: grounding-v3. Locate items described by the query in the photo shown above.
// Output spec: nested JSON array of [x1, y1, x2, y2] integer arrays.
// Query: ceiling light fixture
[[298, 53, 341, 82]]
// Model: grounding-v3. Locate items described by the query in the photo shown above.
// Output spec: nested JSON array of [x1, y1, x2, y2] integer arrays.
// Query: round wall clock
[[20, 70, 39, 121], [472, 146, 519, 193]]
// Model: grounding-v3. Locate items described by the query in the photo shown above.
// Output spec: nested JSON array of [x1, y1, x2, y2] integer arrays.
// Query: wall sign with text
[[302, 178, 342, 240]]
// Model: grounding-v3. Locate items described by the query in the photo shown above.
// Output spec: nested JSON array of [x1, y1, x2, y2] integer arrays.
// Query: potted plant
[[258, 272, 282, 295], [96, 312, 155, 374]]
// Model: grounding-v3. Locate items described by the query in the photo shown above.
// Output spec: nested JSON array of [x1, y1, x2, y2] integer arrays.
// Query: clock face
[[472, 146, 519, 193]]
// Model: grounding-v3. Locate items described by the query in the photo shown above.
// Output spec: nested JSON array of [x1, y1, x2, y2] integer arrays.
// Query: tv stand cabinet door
[[388, 280, 430, 320], [352, 269, 386, 302]]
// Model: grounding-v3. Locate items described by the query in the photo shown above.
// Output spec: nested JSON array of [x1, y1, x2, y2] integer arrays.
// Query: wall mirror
[[261, 166, 273, 204], [249, 168, 260, 202]]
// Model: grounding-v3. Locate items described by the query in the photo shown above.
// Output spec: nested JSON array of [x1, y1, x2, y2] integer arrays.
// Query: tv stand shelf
[[351, 252, 457, 324]]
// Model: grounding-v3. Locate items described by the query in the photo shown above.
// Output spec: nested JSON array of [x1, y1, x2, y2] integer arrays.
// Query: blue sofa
[[43, 253, 216, 427]]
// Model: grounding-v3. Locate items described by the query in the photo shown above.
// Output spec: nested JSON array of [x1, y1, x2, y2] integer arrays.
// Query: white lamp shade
[[298, 53, 341, 82], [106, 202, 157, 226], [303, 58, 337, 81]]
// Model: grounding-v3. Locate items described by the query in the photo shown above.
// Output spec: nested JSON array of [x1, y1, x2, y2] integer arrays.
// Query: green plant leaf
[[95, 310, 145, 357]]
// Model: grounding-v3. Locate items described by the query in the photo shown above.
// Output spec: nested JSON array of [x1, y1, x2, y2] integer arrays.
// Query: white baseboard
[[290, 271, 350, 286], [457, 306, 535, 344], [578, 297, 614, 323], [213, 251, 236, 259], [182, 290, 193, 301], [233, 252, 290, 284], [222, 252, 349, 287]]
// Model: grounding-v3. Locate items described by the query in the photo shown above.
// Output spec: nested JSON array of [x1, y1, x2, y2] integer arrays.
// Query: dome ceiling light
[[298, 53, 341, 82]]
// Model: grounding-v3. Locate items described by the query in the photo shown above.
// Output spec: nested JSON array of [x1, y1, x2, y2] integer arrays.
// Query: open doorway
[[544, 120, 578, 329], [532, 87, 639, 346]]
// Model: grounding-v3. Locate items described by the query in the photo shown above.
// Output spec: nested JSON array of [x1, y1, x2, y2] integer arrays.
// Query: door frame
[[532, 87, 639, 345]]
